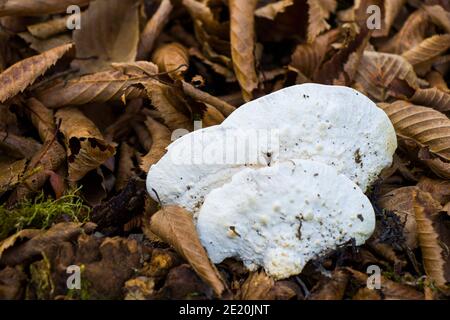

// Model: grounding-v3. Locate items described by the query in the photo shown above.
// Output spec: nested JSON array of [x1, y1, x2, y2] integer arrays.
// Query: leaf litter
[[0, 0, 449, 300]]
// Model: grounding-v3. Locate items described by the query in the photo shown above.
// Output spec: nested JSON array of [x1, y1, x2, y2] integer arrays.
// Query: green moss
[[0, 189, 90, 240]]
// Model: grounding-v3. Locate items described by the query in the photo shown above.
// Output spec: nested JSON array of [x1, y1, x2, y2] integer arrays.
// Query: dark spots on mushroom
[[357, 214, 364, 222], [229, 226, 241, 237], [354, 148, 362, 164], [296, 216, 303, 240], [187, 185, 191, 190], [314, 173, 319, 177]]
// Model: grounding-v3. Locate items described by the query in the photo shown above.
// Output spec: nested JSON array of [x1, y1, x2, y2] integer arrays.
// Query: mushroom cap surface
[[196, 159, 375, 279]]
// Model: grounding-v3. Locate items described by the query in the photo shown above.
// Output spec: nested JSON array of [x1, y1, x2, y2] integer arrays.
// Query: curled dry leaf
[[0, 131, 42, 160], [145, 81, 193, 131], [424, 5, 450, 34], [0, 0, 90, 17], [410, 88, 450, 112], [137, 0, 173, 60], [149, 205, 228, 297], [0, 158, 27, 194], [414, 195, 450, 289], [140, 117, 171, 173], [55, 107, 116, 182], [306, 0, 337, 43], [27, 14, 74, 39], [0, 43, 73, 103], [152, 43, 189, 81], [290, 29, 340, 79], [355, 51, 420, 101], [181, 80, 236, 117], [308, 269, 349, 300], [229, 0, 259, 101], [417, 177, 450, 205], [35, 70, 147, 109], [19, 32, 73, 54], [426, 70, 449, 93], [346, 268, 424, 300], [402, 34, 450, 70], [239, 270, 275, 300], [11, 98, 66, 199], [255, 0, 294, 20], [379, 101, 450, 161], [72, 0, 140, 73]]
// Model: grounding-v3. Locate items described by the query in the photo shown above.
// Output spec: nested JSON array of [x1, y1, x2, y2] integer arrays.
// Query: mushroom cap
[[223, 83, 397, 190], [146, 125, 279, 211], [196, 159, 375, 279]]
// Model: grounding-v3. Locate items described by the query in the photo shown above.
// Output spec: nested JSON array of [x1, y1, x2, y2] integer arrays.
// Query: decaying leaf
[[152, 43, 189, 81], [72, 0, 140, 73], [0, 43, 73, 103], [229, 0, 259, 101], [35, 70, 147, 108], [417, 177, 450, 205], [379, 101, 450, 161], [144, 81, 193, 131], [306, 0, 337, 43], [355, 52, 420, 101], [239, 270, 275, 300], [149, 205, 228, 297], [410, 88, 450, 112], [402, 34, 450, 72], [137, 0, 173, 60], [139, 117, 171, 173], [56, 107, 116, 182], [308, 269, 349, 300], [0, 158, 27, 194], [0, 0, 90, 17]]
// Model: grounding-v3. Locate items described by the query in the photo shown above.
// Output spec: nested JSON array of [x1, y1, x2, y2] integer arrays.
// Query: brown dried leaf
[[11, 98, 66, 199], [424, 5, 450, 34], [0, 158, 26, 194], [0, 0, 90, 17], [239, 270, 275, 300], [355, 52, 420, 101], [72, 0, 140, 73], [290, 29, 340, 79], [255, 0, 294, 20], [149, 205, 227, 297], [152, 43, 189, 81], [140, 117, 171, 173], [145, 81, 192, 131], [417, 177, 450, 205], [352, 287, 382, 300], [19, 32, 73, 54], [27, 15, 72, 39], [0, 131, 42, 160], [56, 107, 116, 182], [402, 34, 450, 68], [415, 195, 450, 288], [307, 0, 337, 43], [426, 70, 449, 93], [35, 70, 146, 109], [115, 142, 135, 192], [137, 0, 173, 60], [229, 0, 259, 101], [308, 269, 349, 300], [0, 43, 73, 103], [202, 105, 225, 127], [346, 268, 424, 300], [410, 87, 450, 112], [379, 101, 450, 161]]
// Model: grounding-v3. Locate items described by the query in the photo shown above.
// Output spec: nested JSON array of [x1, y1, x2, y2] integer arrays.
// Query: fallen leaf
[[239, 270, 275, 300], [55, 107, 116, 182], [35, 69, 147, 109], [417, 177, 450, 205], [0, 158, 27, 194], [308, 269, 349, 300], [139, 116, 171, 173], [355, 52, 420, 101], [152, 42, 189, 81], [72, 0, 140, 73], [149, 205, 228, 297], [410, 87, 450, 112], [0, 43, 73, 103], [402, 34, 450, 71], [137, 0, 173, 60], [229, 0, 259, 101], [379, 101, 450, 161], [0, 131, 42, 160], [0, 0, 90, 17], [306, 0, 337, 43]]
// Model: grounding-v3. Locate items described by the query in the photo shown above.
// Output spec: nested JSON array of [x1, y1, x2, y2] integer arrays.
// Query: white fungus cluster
[[147, 84, 397, 279]]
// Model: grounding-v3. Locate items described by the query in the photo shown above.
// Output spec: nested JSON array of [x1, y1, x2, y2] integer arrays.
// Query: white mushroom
[[146, 125, 280, 211], [222, 84, 397, 190], [196, 159, 375, 279]]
